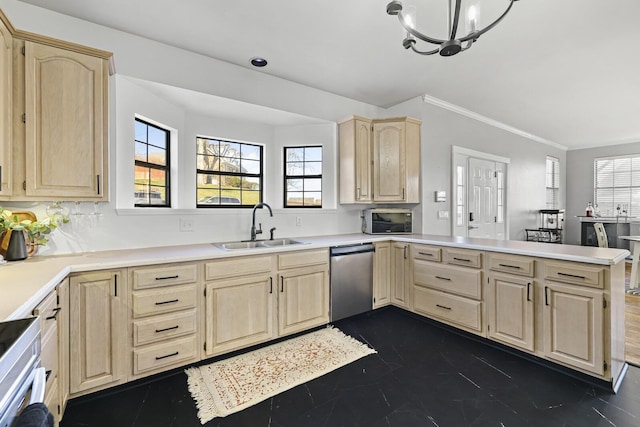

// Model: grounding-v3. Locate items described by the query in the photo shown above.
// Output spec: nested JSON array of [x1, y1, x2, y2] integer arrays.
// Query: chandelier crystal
[[386, 0, 518, 57]]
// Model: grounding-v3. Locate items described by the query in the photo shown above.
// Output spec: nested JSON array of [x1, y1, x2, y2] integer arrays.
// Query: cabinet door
[[278, 266, 329, 336], [488, 274, 534, 352], [24, 41, 108, 199], [339, 117, 372, 204], [354, 119, 372, 202], [390, 242, 409, 307], [57, 278, 70, 417], [69, 270, 125, 394], [205, 274, 274, 356], [373, 121, 405, 202], [373, 241, 391, 308], [543, 282, 604, 375], [0, 16, 11, 197]]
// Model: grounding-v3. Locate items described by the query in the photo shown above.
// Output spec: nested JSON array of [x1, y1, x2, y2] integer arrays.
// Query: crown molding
[[421, 94, 567, 151]]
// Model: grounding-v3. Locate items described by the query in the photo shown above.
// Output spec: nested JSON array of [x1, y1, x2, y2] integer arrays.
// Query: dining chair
[[594, 222, 609, 248]]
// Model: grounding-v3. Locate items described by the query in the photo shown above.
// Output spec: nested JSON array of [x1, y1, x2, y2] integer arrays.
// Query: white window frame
[[546, 156, 560, 209], [594, 154, 640, 217]]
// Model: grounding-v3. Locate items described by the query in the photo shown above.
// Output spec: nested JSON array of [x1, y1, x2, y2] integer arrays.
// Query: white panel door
[[468, 158, 496, 238]]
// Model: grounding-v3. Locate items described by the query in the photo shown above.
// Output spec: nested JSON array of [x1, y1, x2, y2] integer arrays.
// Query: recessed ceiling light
[[250, 57, 268, 67]]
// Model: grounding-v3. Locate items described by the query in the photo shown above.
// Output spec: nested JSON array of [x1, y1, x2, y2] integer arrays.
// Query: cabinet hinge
[[22, 181, 26, 191], [204, 342, 207, 352], [56, 294, 59, 305], [204, 288, 206, 297], [494, 171, 497, 178], [494, 216, 497, 223], [603, 298, 607, 309], [57, 404, 60, 415], [21, 113, 26, 123], [604, 361, 608, 371], [21, 46, 25, 55], [487, 324, 490, 332]]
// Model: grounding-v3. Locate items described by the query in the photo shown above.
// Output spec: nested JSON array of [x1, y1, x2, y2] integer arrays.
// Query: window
[[196, 137, 263, 207], [134, 118, 170, 207], [594, 155, 640, 216], [546, 156, 560, 209], [284, 146, 322, 208]]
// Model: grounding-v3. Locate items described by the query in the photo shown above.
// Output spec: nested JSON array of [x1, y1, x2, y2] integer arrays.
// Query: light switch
[[437, 211, 449, 220], [435, 191, 446, 202]]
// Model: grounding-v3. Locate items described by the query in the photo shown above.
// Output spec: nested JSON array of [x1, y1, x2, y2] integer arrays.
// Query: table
[[619, 236, 640, 289]]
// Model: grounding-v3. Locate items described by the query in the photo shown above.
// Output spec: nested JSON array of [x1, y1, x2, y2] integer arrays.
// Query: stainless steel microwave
[[363, 208, 413, 234]]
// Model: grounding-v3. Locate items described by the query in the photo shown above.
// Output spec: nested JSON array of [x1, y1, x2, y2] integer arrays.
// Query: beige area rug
[[185, 326, 376, 424]]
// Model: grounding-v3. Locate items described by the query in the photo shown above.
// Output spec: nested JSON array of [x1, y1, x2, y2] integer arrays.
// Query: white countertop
[[0, 233, 629, 321]]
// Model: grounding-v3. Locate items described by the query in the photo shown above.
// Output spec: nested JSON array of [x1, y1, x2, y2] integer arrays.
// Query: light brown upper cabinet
[[23, 42, 108, 199], [0, 8, 112, 201], [0, 13, 12, 198], [339, 116, 421, 204]]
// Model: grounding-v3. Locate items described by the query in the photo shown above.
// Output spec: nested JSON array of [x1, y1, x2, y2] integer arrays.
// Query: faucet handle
[[270, 227, 276, 240], [256, 222, 263, 235]]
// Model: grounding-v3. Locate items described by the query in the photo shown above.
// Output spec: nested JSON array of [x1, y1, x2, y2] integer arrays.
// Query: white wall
[[0, 0, 569, 254], [388, 97, 568, 241]]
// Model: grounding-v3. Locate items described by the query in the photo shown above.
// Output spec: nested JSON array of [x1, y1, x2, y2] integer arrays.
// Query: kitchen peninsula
[[0, 233, 630, 423]]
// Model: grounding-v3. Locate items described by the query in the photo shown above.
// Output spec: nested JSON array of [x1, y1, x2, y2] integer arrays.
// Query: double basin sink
[[215, 238, 306, 251]]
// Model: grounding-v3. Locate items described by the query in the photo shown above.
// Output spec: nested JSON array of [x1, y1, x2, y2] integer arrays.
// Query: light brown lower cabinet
[[487, 274, 535, 352], [543, 281, 604, 375], [390, 242, 410, 308], [373, 241, 391, 308], [69, 270, 126, 395], [204, 250, 329, 357]]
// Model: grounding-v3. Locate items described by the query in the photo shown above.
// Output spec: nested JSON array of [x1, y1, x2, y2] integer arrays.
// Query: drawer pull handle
[[557, 272, 586, 280], [155, 299, 179, 305], [45, 370, 52, 380], [46, 307, 62, 321], [435, 276, 451, 281], [419, 252, 433, 257], [498, 263, 521, 269], [527, 283, 531, 302], [436, 304, 452, 310], [155, 275, 180, 281], [155, 325, 179, 333], [155, 351, 179, 360], [453, 257, 471, 262]]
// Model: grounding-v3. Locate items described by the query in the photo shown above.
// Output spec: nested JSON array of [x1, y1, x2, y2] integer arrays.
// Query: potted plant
[[0, 207, 67, 260]]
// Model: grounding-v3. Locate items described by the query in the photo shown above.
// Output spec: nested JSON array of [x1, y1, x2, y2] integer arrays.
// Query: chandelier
[[386, 0, 518, 57]]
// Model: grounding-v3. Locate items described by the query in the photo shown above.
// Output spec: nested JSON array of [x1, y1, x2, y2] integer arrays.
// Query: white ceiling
[[18, 0, 640, 150]]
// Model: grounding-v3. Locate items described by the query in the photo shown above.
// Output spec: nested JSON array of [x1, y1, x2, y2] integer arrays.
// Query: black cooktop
[[0, 318, 37, 359]]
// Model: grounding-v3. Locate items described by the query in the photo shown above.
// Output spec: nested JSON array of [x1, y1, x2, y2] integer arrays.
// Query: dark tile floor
[[61, 307, 640, 427]]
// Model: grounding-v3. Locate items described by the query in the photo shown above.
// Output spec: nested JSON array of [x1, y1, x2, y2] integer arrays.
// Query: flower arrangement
[[0, 207, 67, 246]]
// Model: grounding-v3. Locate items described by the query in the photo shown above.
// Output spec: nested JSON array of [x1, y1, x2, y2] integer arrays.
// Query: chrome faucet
[[250, 203, 273, 241]]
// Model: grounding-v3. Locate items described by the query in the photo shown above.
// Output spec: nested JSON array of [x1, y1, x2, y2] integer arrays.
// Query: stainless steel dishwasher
[[330, 243, 375, 322]]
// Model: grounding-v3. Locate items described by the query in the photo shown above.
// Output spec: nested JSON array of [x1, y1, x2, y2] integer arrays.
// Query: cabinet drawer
[[488, 254, 535, 277], [40, 325, 58, 389], [445, 248, 482, 268], [414, 286, 482, 332], [413, 260, 482, 299], [133, 335, 197, 375], [32, 290, 58, 339], [278, 249, 328, 270], [133, 309, 197, 347], [413, 244, 442, 262], [544, 261, 604, 289], [206, 255, 272, 281], [132, 264, 198, 290], [132, 284, 197, 318]]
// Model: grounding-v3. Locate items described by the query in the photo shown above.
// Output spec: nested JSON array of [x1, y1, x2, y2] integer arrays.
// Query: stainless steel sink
[[261, 238, 304, 247], [214, 238, 305, 250]]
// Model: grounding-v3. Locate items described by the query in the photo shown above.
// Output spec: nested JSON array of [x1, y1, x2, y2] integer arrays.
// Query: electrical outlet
[[296, 216, 302, 226], [180, 218, 194, 232]]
